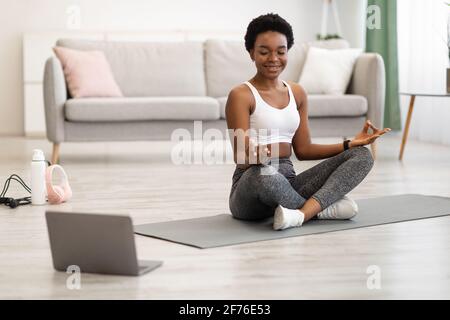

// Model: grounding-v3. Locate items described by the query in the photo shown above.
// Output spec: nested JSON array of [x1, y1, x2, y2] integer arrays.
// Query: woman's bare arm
[[225, 85, 269, 167], [290, 83, 347, 160]]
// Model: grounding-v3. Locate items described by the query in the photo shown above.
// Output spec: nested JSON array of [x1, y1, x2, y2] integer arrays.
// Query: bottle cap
[[32, 149, 45, 161]]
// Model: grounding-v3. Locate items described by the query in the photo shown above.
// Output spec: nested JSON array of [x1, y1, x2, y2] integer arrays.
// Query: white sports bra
[[244, 80, 300, 146]]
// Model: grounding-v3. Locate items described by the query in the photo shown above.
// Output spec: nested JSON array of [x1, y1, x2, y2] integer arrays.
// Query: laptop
[[45, 211, 163, 276]]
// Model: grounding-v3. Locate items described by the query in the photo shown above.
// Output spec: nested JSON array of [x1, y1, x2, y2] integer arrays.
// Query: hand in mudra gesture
[[248, 138, 271, 164], [351, 120, 391, 147]]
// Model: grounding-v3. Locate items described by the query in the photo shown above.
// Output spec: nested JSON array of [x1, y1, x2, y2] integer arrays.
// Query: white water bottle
[[31, 149, 47, 205]]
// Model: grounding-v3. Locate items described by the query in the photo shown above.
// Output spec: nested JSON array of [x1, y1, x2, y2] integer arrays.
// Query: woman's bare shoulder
[[286, 81, 307, 108], [228, 83, 252, 100], [227, 83, 254, 109], [286, 81, 307, 98]]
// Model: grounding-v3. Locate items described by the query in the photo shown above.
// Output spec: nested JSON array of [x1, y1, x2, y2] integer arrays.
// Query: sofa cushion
[[217, 94, 367, 120], [205, 40, 306, 98], [65, 97, 220, 122], [56, 39, 206, 97], [299, 47, 362, 94], [205, 40, 254, 98], [303, 39, 350, 51], [217, 97, 227, 119], [53, 46, 123, 98], [308, 95, 367, 117]]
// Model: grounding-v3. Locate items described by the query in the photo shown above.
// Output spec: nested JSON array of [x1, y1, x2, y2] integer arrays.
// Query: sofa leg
[[52, 143, 60, 164], [370, 141, 377, 160]]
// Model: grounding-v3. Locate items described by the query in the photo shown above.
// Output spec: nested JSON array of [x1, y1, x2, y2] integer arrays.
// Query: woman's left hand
[[350, 120, 391, 147]]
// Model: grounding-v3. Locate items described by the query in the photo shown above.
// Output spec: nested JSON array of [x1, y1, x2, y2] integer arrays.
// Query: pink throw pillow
[[53, 46, 123, 98]]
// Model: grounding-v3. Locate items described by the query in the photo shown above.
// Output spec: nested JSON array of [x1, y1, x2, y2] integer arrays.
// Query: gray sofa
[[43, 38, 385, 163]]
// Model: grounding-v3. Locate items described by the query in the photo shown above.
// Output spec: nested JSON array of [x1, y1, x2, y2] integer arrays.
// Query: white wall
[[0, 0, 365, 136], [397, 0, 450, 146]]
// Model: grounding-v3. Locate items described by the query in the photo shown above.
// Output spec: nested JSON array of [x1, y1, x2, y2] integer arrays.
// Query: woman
[[226, 13, 390, 230]]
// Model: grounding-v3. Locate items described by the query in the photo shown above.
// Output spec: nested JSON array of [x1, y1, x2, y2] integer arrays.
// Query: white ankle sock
[[273, 205, 305, 230], [316, 196, 358, 220]]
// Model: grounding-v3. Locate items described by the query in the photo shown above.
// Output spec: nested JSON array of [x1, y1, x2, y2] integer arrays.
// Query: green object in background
[[316, 34, 342, 41], [366, 0, 401, 130]]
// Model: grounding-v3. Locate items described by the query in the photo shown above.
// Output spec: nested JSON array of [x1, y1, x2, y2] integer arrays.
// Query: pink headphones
[[46, 165, 72, 204]]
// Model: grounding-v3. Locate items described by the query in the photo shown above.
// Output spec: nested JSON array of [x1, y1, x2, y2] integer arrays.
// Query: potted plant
[[317, 0, 343, 43], [316, 34, 343, 41]]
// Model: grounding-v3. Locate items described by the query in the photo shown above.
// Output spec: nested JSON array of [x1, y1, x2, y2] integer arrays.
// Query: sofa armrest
[[348, 53, 386, 129], [43, 57, 67, 143]]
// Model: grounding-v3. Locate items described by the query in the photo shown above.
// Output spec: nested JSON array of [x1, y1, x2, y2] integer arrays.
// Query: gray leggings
[[229, 146, 374, 220]]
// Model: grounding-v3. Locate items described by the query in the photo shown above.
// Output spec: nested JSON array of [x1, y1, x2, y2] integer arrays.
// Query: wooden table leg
[[399, 95, 415, 161], [370, 141, 377, 160], [51, 143, 60, 164]]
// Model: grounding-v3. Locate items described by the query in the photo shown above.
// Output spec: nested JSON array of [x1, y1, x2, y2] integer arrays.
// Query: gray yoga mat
[[134, 194, 450, 248]]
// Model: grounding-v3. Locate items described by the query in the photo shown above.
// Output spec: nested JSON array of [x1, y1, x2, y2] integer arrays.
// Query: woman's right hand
[[236, 139, 272, 169], [248, 139, 271, 165]]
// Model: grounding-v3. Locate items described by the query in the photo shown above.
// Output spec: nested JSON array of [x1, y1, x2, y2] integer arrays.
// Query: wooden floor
[[0, 132, 449, 299]]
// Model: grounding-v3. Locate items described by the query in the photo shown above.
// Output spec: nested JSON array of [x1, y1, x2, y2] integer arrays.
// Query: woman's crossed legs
[[229, 146, 374, 223]]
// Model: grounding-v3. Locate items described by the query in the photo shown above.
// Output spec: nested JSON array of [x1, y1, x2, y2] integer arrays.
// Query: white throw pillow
[[299, 47, 362, 94]]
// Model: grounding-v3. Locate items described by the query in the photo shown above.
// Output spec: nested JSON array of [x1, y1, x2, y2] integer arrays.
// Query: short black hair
[[244, 13, 294, 52]]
